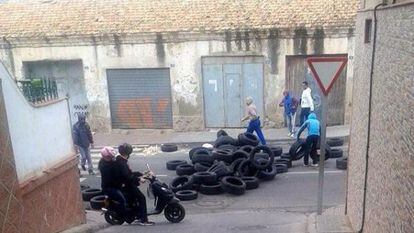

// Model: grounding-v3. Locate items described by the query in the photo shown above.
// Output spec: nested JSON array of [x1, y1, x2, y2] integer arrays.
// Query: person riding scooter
[[98, 146, 127, 216], [115, 143, 155, 226]]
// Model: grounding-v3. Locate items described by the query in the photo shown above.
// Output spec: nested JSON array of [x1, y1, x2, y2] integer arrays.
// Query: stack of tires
[[287, 137, 345, 164], [326, 137, 347, 170], [166, 131, 289, 201], [81, 186, 106, 210]]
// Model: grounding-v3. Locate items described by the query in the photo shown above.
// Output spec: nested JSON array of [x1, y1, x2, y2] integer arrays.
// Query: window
[[364, 19, 372, 44]]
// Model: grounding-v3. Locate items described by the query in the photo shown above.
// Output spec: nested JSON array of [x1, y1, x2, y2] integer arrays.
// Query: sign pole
[[317, 94, 327, 215]]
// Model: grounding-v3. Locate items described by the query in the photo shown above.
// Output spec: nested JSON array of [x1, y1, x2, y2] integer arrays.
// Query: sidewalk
[[94, 125, 350, 147]]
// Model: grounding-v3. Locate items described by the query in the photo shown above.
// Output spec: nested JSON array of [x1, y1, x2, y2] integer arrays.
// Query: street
[[80, 142, 347, 233]]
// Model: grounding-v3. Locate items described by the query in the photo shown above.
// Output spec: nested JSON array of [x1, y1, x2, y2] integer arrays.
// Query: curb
[[60, 222, 109, 233]]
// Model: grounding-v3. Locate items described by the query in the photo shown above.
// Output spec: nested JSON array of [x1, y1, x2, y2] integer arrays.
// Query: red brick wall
[[0, 80, 85, 233]]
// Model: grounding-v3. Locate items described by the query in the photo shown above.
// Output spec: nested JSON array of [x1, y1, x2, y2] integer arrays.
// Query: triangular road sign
[[306, 57, 348, 96]]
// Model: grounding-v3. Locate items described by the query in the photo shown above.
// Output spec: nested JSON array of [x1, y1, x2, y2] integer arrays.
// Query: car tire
[[256, 166, 277, 181], [329, 148, 343, 158], [192, 150, 214, 165], [289, 140, 307, 161], [176, 164, 196, 176], [269, 145, 283, 157], [175, 190, 198, 201], [214, 136, 238, 148], [241, 176, 259, 190], [161, 144, 178, 152], [170, 176, 194, 192], [221, 176, 246, 195], [166, 160, 188, 170], [217, 129, 229, 138], [212, 149, 234, 163], [237, 159, 258, 177], [281, 153, 292, 161], [192, 172, 217, 185], [238, 133, 259, 147], [239, 145, 254, 154], [336, 157, 347, 170], [275, 163, 288, 173], [249, 145, 275, 169], [327, 138, 344, 147], [194, 163, 210, 172], [199, 183, 224, 195], [82, 188, 102, 201], [90, 195, 106, 210], [189, 147, 209, 161], [275, 158, 292, 168]]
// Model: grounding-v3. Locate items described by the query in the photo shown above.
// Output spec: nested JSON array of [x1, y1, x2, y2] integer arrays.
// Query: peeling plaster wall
[[0, 30, 354, 131]]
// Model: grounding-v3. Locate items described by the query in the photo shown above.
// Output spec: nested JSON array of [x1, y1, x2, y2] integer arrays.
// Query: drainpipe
[[358, 2, 387, 233]]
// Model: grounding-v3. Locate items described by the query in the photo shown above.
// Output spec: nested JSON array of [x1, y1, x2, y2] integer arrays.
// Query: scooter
[[102, 165, 185, 225]]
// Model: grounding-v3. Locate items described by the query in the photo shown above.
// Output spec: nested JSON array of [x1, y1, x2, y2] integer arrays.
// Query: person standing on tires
[[299, 81, 314, 126], [73, 113, 95, 175], [296, 113, 320, 167], [115, 143, 154, 226], [241, 97, 266, 145], [279, 91, 298, 137]]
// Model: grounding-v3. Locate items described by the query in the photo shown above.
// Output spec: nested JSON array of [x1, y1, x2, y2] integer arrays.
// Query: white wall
[[0, 62, 74, 182]]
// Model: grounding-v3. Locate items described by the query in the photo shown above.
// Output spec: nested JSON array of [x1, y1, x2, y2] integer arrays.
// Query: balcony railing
[[17, 78, 59, 104]]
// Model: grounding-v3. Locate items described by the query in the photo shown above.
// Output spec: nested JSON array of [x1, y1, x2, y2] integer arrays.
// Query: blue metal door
[[203, 64, 225, 127], [223, 64, 242, 127]]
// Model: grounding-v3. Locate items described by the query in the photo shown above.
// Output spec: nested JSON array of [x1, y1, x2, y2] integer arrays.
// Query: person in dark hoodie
[[98, 147, 126, 215], [115, 143, 154, 226], [73, 113, 95, 175], [296, 113, 320, 167]]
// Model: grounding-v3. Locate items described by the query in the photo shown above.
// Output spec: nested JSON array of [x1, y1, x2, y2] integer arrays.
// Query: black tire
[[221, 176, 246, 195], [192, 150, 214, 165], [192, 172, 217, 185], [104, 211, 124, 225], [166, 160, 187, 170], [230, 158, 246, 174], [189, 147, 209, 161], [238, 133, 259, 146], [327, 138, 344, 147], [82, 188, 102, 201], [269, 145, 283, 157], [275, 158, 292, 168], [289, 140, 307, 161], [256, 166, 277, 181], [199, 183, 224, 195], [217, 129, 229, 138], [175, 190, 198, 201], [194, 163, 210, 172], [217, 144, 237, 152], [214, 136, 238, 148], [249, 145, 275, 169], [164, 203, 185, 223], [232, 150, 249, 161], [241, 176, 259, 190], [336, 157, 348, 170], [239, 145, 254, 154], [161, 144, 178, 152], [237, 159, 258, 177], [170, 176, 194, 192], [176, 164, 196, 176], [90, 195, 106, 210], [281, 153, 292, 161], [329, 148, 344, 158], [275, 163, 288, 173], [212, 149, 234, 163]]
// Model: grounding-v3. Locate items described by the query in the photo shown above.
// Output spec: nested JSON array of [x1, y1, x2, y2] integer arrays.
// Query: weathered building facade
[[346, 0, 414, 232], [0, 0, 358, 132]]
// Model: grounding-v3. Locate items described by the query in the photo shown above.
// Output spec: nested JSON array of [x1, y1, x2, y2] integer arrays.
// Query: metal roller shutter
[[107, 68, 173, 129]]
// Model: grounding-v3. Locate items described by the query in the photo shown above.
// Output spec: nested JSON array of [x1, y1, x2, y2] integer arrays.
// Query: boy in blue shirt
[[296, 113, 320, 166]]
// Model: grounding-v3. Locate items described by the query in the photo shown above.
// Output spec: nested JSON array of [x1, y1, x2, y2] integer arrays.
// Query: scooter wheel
[[164, 203, 185, 223], [104, 211, 125, 225]]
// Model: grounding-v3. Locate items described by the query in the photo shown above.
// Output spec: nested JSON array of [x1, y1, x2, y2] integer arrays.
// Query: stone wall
[[346, 2, 414, 233]]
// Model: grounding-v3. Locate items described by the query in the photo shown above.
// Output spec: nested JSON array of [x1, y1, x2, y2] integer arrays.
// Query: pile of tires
[[166, 130, 288, 201], [288, 137, 345, 162], [81, 187, 106, 210]]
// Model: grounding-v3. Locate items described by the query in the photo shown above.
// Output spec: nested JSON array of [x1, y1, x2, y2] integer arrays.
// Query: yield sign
[[306, 57, 348, 96]]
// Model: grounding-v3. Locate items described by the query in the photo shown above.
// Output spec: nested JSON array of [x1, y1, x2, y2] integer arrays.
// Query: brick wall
[[346, 2, 414, 233], [0, 80, 85, 233]]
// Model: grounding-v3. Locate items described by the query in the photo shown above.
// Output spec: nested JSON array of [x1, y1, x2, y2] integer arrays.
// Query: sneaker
[[88, 169, 95, 175], [81, 165, 86, 171], [290, 133, 295, 138], [139, 221, 155, 226], [303, 164, 309, 167], [311, 163, 318, 167]]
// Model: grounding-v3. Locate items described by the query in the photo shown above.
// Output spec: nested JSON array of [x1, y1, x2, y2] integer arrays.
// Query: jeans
[[79, 146, 93, 170], [304, 135, 320, 165], [284, 112, 293, 134], [300, 107, 311, 126], [103, 188, 126, 215], [247, 118, 266, 145]]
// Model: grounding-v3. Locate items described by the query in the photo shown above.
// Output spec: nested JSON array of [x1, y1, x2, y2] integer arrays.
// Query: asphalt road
[[80, 143, 347, 233]]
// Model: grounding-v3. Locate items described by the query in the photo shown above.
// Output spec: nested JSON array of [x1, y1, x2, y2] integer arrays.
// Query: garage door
[[107, 68, 173, 129], [202, 56, 264, 128]]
